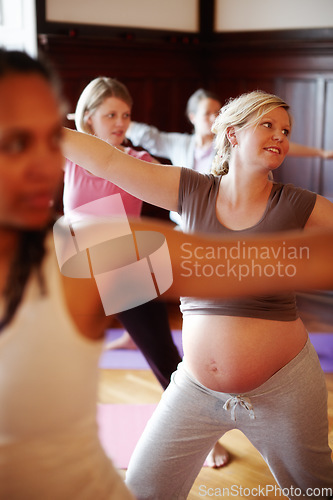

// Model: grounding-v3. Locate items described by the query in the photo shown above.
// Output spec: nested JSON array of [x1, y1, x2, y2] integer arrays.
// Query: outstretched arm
[[62, 128, 181, 212], [289, 142, 333, 159], [60, 217, 333, 339], [126, 121, 176, 159], [130, 219, 333, 299]]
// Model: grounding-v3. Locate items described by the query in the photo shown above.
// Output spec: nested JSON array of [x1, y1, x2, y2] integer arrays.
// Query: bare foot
[[206, 441, 230, 468], [104, 331, 138, 351]]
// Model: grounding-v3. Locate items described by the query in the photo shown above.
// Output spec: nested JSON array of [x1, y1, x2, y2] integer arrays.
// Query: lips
[[265, 146, 281, 154]]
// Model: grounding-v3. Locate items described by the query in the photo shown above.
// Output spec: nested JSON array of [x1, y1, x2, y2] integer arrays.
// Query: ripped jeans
[[126, 337, 333, 500]]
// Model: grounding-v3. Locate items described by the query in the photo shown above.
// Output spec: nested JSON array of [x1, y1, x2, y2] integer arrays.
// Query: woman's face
[[189, 97, 221, 138], [87, 96, 131, 146], [232, 107, 291, 171], [0, 73, 64, 229]]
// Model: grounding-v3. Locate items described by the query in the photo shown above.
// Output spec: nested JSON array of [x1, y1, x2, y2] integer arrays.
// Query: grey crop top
[[178, 167, 317, 321]]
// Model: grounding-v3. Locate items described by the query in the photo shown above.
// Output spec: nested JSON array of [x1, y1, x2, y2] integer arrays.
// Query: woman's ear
[[227, 127, 238, 148], [84, 111, 94, 133], [188, 112, 195, 126], [84, 111, 91, 126]]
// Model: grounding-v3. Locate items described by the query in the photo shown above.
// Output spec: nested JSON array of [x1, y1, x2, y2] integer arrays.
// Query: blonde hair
[[75, 77, 133, 133], [211, 90, 291, 176]]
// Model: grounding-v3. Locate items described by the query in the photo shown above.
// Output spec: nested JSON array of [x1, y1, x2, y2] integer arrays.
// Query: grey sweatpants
[[126, 338, 333, 500]]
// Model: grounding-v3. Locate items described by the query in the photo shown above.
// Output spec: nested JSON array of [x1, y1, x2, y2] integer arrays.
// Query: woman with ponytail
[[63, 90, 333, 499]]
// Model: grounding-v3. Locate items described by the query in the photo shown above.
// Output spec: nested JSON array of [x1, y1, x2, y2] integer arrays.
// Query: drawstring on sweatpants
[[223, 395, 255, 421]]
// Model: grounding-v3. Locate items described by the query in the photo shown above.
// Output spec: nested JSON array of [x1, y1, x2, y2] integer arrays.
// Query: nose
[[115, 115, 125, 127], [272, 130, 285, 142], [26, 142, 60, 180]]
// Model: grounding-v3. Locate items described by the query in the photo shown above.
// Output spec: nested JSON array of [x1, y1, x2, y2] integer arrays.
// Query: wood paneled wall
[[38, 35, 206, 135], [38, 29, 333, 198]]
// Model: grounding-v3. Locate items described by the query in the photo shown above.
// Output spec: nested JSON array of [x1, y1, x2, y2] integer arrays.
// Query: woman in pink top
[[63, 76, 182, 390], [65, 77, 233, 467], [63, 80, 154, 217]]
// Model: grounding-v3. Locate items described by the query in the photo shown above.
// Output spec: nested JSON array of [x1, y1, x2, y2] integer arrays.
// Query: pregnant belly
[[182, 315, 307, 393]]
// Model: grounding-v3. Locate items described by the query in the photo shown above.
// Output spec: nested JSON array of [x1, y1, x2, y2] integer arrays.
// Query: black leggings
[[116, 300, 182, 389]]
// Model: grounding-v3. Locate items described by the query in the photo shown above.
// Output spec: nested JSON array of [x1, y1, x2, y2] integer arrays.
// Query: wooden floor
[[98, 293, 333, 499]]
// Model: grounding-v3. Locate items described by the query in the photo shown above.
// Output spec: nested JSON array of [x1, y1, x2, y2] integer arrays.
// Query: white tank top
[[0, 234, 134, 499]]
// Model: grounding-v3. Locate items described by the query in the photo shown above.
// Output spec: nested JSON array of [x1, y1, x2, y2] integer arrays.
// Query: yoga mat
[[97, 403, 209, 469], [99, 329, 333, 373], [99, 329, 183, 369], [97, 403, 157, 469], [309, 333, 333, 373]]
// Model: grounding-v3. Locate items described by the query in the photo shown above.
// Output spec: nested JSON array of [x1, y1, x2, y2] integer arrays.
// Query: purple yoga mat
[[309, 333, 333, 373], [97, 402, 209, 469], [98, 330, 333, 373], [99, 329, 183, 369]]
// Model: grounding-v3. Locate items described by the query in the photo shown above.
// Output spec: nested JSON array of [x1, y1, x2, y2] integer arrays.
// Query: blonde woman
[[127, 87, 333, 175], [66, 78, 229, 468], [127, 87, 333, 230], [64, 77, 182, 389], [63, 90, 333, 499]]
